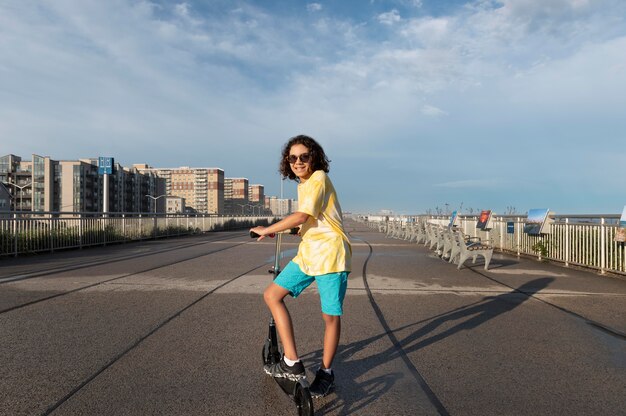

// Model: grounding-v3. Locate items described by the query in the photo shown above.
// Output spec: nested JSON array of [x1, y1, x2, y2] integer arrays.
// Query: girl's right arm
[[250, 211, 310, 240]]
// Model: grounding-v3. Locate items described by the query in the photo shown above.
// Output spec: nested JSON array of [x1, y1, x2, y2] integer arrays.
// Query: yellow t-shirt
[[293, 170, 352, 275]]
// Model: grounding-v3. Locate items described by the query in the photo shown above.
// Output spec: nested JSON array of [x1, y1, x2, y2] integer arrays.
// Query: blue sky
[[1, 0, 625, 215]]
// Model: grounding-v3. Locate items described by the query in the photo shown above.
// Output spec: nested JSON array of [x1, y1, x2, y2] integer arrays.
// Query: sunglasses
[[287, 153, 312, 164]]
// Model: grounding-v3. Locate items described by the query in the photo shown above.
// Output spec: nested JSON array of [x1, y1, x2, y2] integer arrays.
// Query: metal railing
[[362, 214, 626, 276], [0, 211, 276, 257]]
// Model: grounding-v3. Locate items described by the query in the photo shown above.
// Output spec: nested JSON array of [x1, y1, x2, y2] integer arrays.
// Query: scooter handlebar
[[250, 228, 299, 239], [250, 231, 273, 238]]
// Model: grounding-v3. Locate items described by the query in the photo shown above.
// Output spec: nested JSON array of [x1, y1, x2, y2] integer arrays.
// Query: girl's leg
[[264, 282, 299, 360], [321, 313, 341, 369]]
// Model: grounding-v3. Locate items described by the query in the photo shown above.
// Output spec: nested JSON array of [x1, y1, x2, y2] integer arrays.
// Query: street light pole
[[145, 194, 167, 214], [5, 180, 32, 213], [3, 180, 31, 257], [145, 194, 167, 240], [248, 204, 260, 215]]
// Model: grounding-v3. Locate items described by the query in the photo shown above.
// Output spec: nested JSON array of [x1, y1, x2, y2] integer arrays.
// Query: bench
[[449, 230, 493, 270]]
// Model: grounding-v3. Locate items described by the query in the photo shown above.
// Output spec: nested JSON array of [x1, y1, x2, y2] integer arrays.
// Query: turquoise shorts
[[274, 261, 349, 316]]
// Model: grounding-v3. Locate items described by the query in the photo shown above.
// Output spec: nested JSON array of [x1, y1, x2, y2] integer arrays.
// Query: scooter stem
[[273, 233, 283, 276]]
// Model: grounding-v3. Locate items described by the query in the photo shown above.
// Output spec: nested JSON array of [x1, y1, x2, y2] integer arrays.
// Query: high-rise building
[[135, 165, 224, 214], [249, 184, 266, 215], [0, 182, 10, 213], [224, 177, 249, 215], [58, 159, 101, 212], [265, 196, 296, 216], [0, 154, 58, 212], [0, 155, 28, 211], [249, 184, 264, 204], [1, 154, 163, 213], [60, 158, 162, 213]]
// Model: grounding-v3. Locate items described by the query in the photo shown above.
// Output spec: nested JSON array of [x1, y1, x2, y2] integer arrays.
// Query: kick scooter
[[250, 228, 314, 416]]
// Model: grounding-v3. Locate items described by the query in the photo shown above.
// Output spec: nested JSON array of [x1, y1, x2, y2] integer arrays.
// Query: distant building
[[165, 196, 185, 214], [0, 154, 163, 213], [225, 177, 249, 215], [249, 184, 264, 204], [135, 165, 224, 214], [249, 184, 266, 215], [266, 196, 296, 216], [0, 182, 10, 214], [58, 159, 101, 212]]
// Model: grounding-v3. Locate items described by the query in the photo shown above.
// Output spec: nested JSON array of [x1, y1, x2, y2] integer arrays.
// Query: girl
[[250, 135, 351, 398]]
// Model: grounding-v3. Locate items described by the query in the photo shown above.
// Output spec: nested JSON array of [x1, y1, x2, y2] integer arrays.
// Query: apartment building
[[249, 184, 267, 214], [224, 177, 249, 215], [265, 196, 297, 216], [0, 182, 10, 213], [1, 154, 58, 212], [135, 165, 224, 214], [58, 159, 101, 212], [1, 154, 163, 213], [249, 184, 264, 204]]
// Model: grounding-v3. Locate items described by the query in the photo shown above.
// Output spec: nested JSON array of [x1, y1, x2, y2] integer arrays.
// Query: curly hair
[[279, 135, 331, 181]]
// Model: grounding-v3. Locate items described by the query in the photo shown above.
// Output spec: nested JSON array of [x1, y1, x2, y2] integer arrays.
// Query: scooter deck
[[272, 374, 310, 396], [271, 375, 314, 416]]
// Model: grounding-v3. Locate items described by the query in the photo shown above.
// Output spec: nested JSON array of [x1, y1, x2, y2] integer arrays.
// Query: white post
[[13, 212, 17, 257], [565, 218, 569, 267], [103, 173, 109, 214], [516, 217, 521, 257], [79, 212, 83, 249], [600, 217, 606, 274]]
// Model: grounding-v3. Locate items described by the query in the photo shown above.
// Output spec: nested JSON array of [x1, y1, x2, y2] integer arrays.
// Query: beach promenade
[[1, 219, 624, 415]]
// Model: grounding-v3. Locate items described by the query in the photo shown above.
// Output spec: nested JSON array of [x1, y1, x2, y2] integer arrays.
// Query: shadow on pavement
[[303, 277, 554, 415]]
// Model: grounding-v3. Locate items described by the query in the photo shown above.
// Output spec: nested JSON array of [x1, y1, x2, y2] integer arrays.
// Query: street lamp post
[[145, 194, 167, 214], [145, 194, 167, 240], [5, 180, 32, 213], [248, 204, 261, 215], [4, 180, 32, 257]]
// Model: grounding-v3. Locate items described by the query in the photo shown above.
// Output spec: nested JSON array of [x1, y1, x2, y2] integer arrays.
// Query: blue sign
[[448, 210, 458, 228], [507, 221, 515, 234], [98, 157, 114, 175]]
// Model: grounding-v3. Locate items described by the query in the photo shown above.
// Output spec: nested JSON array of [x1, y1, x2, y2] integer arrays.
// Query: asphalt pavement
[[0, 221, 624, 415]]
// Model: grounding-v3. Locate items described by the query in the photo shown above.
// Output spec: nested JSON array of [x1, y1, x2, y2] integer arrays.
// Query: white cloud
[[174, 3, 190, 17], [497, 0, 594, 20], [400, 17, 450, 44], [378, 9, 401, 25], [307, 3, 322, 12], [421, 104, 447, 117]]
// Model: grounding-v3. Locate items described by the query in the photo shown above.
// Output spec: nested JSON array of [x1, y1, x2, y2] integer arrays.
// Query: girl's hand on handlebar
[[250, 226, 271, 241]]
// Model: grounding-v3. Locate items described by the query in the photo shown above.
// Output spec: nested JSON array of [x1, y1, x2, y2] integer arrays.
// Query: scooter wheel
[[294, 382, 314, 416]]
